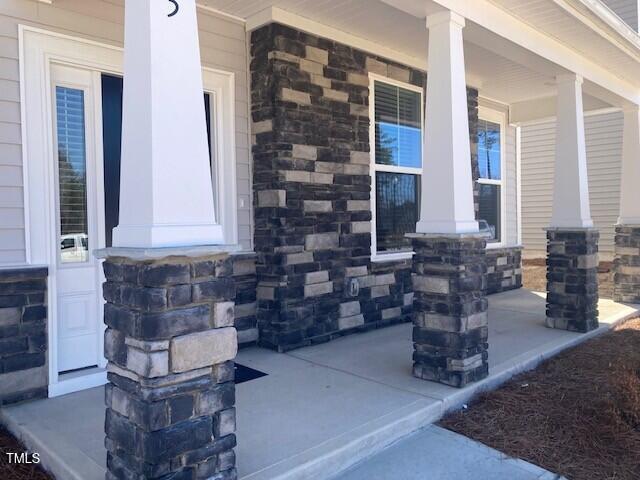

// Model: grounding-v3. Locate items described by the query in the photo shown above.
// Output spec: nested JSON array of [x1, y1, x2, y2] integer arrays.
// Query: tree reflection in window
[[56, 86, 89, 263]]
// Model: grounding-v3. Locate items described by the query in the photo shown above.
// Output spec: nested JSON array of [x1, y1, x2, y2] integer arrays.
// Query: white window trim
[[19, 25, 237, 396], [369, 73, 424, 262], [477, 106, 507, 249]]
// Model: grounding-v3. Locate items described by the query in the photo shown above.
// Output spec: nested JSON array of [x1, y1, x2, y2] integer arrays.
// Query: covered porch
[[2, 289, 637, 480], [4, 0, 640, 479]]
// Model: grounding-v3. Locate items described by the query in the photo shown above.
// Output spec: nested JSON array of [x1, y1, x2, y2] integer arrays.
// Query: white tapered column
[[416, 11, 478, 234], [618, 105, 640, 225], [113, 0, 223, 248], [613, 105, 640, 303], [550, 74, 593, 229], [546, 74, 598, 333]]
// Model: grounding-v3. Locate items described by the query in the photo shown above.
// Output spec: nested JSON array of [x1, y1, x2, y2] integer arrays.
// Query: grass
[[440, 318, 640, 480]]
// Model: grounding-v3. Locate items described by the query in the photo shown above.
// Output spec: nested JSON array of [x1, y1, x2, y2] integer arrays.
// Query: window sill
[[370, 251, 415, 263], [486, 242, 506, 250]]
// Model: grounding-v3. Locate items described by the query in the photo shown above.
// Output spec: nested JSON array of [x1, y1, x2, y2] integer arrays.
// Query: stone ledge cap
[[94, 244, 242, 261]]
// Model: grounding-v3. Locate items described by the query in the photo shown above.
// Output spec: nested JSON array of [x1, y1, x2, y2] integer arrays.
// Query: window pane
[[478, 119, 501, 180], [56, 86, 89, 263], [376, 172, 420, 252], [374, 81, 421, 168], [101, 74, 123, 248], [478, 183, 501, 243]]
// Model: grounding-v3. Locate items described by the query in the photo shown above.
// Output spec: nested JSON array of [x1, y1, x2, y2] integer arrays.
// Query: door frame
[[19, 25, 237, 397]]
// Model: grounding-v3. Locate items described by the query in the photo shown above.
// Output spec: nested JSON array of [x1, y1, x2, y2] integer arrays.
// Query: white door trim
[[19, 25, 237, 396]]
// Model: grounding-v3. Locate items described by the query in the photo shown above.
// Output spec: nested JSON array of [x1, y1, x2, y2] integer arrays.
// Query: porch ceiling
[[200, 0, 640, 108]]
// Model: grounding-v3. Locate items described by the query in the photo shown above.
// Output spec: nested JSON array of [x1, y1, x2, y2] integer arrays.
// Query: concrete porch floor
[[1, 289, 638, 480]]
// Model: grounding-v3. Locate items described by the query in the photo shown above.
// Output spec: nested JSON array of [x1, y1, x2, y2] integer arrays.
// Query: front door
[[50, 64, 218, 376], [51, 65, 106, 373]]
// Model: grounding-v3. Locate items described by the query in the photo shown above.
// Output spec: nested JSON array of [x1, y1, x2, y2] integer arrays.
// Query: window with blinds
[[477, 117, 503, 243], [56, 86, 89, 263], [372, 80, 423, 254]]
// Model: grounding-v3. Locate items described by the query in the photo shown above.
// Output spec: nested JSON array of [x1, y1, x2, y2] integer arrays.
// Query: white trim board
[[19, 25, 238, 396]]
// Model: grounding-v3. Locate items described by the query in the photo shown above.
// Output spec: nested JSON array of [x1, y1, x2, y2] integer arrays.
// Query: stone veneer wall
[[613, 225, 640, 303], [546, 229, 599, 332], [0, 267, 48, 406], [231, 253, 258, 346], [250, 23, 479, 351], [102, 254, 238, 480], [485, 247, 522, 294]]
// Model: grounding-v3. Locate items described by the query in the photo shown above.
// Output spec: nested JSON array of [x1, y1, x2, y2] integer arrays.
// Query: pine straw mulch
[[522, 258, 615, 299], [440, 318, 640, 480], [0, 426, 53, 480]]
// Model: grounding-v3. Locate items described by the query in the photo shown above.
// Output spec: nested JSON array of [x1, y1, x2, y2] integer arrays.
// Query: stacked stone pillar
[[410, 235, 488, 388], [545, 229, 599, 332], [101, 252, 237, 480], [613, 225, 640, 303]]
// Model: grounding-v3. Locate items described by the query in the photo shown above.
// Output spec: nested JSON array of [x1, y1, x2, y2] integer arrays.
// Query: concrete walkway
[[335, 425, 564, 480], [1, 290, 636, 480]]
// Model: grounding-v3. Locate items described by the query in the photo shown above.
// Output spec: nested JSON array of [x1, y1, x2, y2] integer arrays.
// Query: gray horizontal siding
[[601, 0, 638, 31], [0, 0, 252, 264], [520, 110, 623, 260]]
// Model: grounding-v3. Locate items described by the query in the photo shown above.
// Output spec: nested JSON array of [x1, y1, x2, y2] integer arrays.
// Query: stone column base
[[546, 228, 599, 333], [99, 249, 238, 480], [409, 234, 488, 388], [613, 225, 640, 303]]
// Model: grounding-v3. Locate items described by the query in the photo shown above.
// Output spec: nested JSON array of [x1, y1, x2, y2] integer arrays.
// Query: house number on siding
[[168, 0, 179, 17]]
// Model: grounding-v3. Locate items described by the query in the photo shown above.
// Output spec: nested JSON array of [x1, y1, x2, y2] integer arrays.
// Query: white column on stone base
[[113, 0, 224, 248], [618, 105, 640, 225], [416, 11, 478, 234], [550, 74, 593, 229]]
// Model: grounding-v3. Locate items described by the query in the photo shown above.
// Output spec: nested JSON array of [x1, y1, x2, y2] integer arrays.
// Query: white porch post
[[550, 74, 593, 229], [546, 73, 599, 333], [101, 2, 238, 478], [618, 105, 640, 225], [113, 0, 223, 247], [416, 11, 478, 234], [613, 105, 640, 303], [410, 11, 488, 388]]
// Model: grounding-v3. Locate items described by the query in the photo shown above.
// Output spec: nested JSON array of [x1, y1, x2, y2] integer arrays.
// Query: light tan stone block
[[127, 347, 169, 378], [304, 281, 333, 297], [351, 222, 371, 234], [284, 170, 311, 183], [413, 275, 450, 294], [339, 314, 365, 330], [347, 200, 370, 211], [257, 190, 286, 207], [388, 65, 410, 82], [252, 119, 273, 134], [366, 57, 387, 76], [323, 88, 349, 102], [213, 302, 235, 328], [292, 144, 317, 160], [348, 73, 369, 86], [170, 328, 237, 373], [350, 151, 370, 164], [305, 45, 328, 64], [300, 58, 324, 75], [281, 88, 311, 105]]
